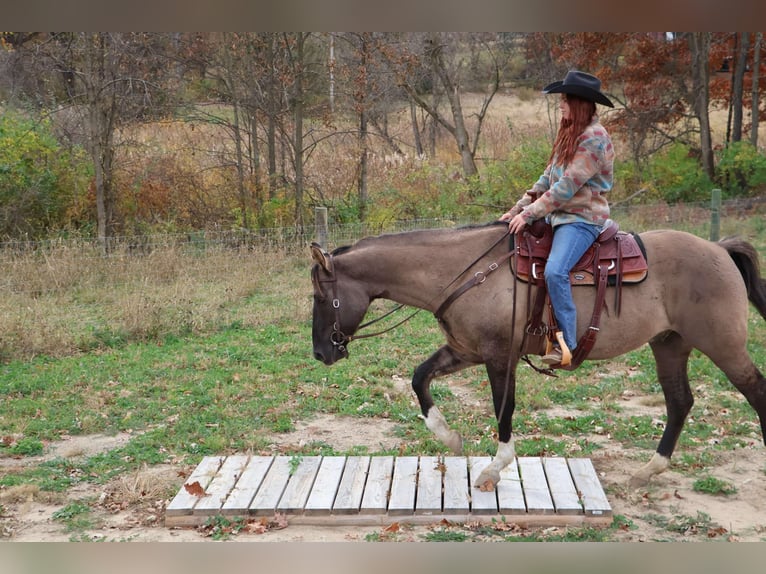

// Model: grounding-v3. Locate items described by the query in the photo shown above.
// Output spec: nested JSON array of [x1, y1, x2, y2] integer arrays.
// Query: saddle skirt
[[513, 220, 648, 286]]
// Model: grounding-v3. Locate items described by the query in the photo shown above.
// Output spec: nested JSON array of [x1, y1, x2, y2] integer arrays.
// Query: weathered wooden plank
[[567, 458, 612, 517], [221, 456, 273, 514], [249, 456, 292, 515], [468, 457, 499, 514], [443, 456, 469, 513], [277, 456, 322, 513], [304, 456, 346, 516], [194, 455, 250, 514], [388, 456, 419, 515], [332, 456, 370, 514], [415, 456, 443, 515], [518, 457, 554, 514], [543, 457, 582, 515], [497, 458, 526, 514], [166, 456, 224, 516], [360, 456, 394, 514]]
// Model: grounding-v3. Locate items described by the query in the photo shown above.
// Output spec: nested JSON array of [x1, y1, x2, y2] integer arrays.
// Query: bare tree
[[689, 32, 716, 180], [729, 32, 750, 143], [377, 32, 502, 183], [16, 33, 170, 247], [752, 32, 762, 148]]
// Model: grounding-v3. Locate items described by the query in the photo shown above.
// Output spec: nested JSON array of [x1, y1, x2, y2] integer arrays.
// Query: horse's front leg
[[474, 359, 517, 491], [412, 345, 475, 455]]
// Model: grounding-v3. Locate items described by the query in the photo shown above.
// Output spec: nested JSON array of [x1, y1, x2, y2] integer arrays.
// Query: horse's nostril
[[313, 351, 324, 362]]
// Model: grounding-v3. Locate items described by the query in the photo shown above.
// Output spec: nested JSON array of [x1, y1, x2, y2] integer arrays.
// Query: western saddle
[[513, 219, 648, 370]]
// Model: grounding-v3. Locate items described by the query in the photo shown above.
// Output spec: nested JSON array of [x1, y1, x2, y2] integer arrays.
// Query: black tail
[[719, 236, 766, 320]]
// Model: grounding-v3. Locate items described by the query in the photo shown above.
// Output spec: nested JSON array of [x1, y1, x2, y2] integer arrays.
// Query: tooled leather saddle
[[513, 219, 648, 370]]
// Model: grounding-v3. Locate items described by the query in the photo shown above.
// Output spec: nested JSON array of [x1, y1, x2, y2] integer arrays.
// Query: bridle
[[313, 262, 422, 358], [312, 227, 513, 357]]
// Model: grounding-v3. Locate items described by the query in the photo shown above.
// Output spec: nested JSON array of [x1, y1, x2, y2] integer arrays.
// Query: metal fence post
[[710, 188, 721, 241], [315, 206, 328, 247]]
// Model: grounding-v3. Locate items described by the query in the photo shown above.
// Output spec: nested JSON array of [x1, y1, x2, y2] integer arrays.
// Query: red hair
[[549, 95, 596, 166]]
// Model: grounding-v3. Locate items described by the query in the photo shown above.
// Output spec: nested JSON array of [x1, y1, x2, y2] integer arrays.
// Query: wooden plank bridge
[[165, 455, 612, 528]]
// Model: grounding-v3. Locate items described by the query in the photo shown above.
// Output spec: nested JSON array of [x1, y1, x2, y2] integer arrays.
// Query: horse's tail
[[719, 236, 766, 320]]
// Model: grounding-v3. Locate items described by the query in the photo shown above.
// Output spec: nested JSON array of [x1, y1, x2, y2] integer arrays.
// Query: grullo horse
[[310, 222, 766, 490]]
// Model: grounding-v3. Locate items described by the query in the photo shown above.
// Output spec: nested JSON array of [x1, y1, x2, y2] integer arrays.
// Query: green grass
[[692, 475, 737, 496]]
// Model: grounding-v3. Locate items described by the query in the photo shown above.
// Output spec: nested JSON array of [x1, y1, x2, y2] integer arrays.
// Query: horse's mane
[[330, 220, 506, 256]]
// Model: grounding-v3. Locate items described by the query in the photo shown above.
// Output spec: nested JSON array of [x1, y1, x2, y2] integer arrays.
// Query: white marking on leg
[[423, 406, 462, 454], [475, 439, 516, 490]]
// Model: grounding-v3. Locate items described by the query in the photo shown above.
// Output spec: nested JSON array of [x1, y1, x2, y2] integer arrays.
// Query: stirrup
[[544, 331, 572, 367]]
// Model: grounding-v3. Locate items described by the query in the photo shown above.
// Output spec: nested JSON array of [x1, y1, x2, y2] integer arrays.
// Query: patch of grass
[[642, 510, 719, 538], [692, 475, 737, 496], [6, 437, 44, 456], [52, 501, 96, 532], [421, 528, 468, 542], [199, 515, 248, 541]]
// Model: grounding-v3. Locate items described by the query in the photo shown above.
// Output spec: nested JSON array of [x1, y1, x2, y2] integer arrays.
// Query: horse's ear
[[310, 242, 332, 272]]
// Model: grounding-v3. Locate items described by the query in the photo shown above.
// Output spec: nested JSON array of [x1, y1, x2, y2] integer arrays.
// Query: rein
[[316, 227, 512, 355]]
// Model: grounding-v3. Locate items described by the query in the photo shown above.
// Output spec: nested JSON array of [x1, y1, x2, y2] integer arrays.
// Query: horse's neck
[[341, 229, 498, 311]]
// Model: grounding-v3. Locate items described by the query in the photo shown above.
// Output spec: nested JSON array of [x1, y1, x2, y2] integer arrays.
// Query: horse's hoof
[[445, 433, 463, 455], [474, 469, 500, 491], [628, 474, 650, 490]]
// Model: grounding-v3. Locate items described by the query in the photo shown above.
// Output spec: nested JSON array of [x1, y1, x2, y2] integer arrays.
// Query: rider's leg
[[544, 222, 601, 351]]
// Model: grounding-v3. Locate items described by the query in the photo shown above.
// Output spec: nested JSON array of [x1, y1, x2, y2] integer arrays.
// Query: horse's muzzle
[[313, 346, 347, 365]]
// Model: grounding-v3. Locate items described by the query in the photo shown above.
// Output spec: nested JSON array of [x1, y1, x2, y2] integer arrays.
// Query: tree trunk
[[84, 33, 117, 251], [731, 32, 749, 143], [410, 101, 424, 157], [267, 33, 279, 200], [224, 42, 249, 230], [292, 33, 306, 226], [689, 33, 715, 180], [752, 32, 762, 147], [357, 35, 370, 221]]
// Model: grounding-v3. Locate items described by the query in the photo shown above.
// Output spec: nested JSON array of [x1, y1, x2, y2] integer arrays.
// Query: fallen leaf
[[674, 490, 685, 499], [479, 479, 496, 492], [384, 522, 400, 533], [183, 481, 207, 497]]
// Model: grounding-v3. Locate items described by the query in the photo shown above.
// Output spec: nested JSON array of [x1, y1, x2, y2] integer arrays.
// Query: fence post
[[710, 188, 721, 241], [315, 206, 328, 247]]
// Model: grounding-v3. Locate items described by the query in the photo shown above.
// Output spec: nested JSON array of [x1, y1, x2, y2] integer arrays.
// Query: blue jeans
[[545, 222, 601, 350]]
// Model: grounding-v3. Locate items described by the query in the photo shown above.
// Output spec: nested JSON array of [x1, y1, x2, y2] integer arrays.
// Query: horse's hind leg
[[412, 345, 475, 454], [631, 331, 694, 488], [711, 353, 766, 445]]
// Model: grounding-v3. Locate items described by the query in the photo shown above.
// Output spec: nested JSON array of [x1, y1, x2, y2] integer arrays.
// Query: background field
[[1, 202, 766, 542]]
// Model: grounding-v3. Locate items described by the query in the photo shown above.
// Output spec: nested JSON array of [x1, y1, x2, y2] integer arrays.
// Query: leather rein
[[314, 228, 513, 356]]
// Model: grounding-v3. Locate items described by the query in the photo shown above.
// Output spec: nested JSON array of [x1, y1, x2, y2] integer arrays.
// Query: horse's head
[[310, 242, 371, 365]]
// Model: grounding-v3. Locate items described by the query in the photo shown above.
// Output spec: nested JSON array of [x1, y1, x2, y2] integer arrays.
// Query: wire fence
[[1, 196, 765, 260]]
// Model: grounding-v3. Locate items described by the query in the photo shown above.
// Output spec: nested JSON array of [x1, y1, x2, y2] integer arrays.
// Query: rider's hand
[[507, 213, 528, 234], [499, 206, 521, 222]]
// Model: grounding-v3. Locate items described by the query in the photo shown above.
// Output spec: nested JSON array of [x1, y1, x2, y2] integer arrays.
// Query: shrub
[[0, 109, 92, 240], [716, 141, 766, 198], [645, 142, 714, 203]]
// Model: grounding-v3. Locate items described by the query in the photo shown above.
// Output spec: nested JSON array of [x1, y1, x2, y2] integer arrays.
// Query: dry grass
[[0, 241, 298, 361]]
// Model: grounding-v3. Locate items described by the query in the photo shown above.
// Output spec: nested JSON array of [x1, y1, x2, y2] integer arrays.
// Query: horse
[[310, 221, 766, 491]]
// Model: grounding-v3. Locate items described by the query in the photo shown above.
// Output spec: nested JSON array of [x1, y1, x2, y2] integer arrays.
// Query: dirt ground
[[2, 378, 765, 543]]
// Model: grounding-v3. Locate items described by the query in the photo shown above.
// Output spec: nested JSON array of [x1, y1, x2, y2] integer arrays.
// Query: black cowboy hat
[[543, 70, 614, 108]]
